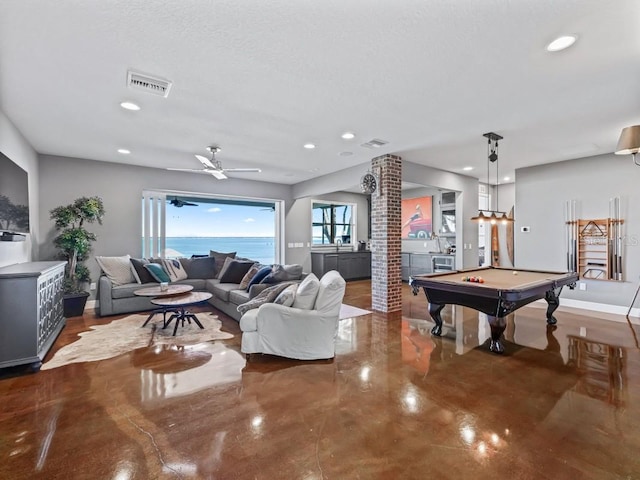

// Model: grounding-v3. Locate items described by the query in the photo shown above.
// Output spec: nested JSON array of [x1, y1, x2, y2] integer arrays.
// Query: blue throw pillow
[[144, 263, 170, 283], [246, 265, 272, 291]]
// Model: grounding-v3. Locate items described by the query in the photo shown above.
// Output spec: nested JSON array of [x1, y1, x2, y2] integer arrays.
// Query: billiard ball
[[512, 271, 518, 275]]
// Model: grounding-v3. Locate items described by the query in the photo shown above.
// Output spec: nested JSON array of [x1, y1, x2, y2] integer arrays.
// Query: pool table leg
[[545, 287, 562, 325], [488, 316, 506, 354], [428, 302, 445, 336]]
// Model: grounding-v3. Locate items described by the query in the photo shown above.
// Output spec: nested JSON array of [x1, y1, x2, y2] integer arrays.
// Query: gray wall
[[0, 110, 38, 267], [286, 191, 370, 272], [38, 155, 293, 298], [516, 153, 638, 307]]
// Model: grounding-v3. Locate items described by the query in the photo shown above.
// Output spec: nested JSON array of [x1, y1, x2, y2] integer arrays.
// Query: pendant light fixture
[[471, 132, 514, 224]]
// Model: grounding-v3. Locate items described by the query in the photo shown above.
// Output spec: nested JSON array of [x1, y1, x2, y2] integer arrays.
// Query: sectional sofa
[[96, 255, 305, 321]]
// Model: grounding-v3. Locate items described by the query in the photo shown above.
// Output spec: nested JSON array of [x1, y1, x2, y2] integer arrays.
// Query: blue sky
[[166, 202, 275, 237]]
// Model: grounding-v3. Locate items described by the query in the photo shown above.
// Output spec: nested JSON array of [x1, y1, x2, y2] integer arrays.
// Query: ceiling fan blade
[[195, 154, 216, 169], [223, 168, 262, 173], [208, 169, 228, 180], [167, 168, 213, 174]]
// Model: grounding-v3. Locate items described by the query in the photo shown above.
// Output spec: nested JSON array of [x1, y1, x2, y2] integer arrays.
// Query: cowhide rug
[[42, 313, 233, 370]]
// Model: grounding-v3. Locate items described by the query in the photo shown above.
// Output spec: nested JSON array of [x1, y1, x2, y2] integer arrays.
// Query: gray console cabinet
[[311, 251, 371, 281], [0, 261, 66, 371]]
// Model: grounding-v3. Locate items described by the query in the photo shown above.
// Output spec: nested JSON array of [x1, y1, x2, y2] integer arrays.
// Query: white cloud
[[244, 218, 255, 223], [207, 207, 221, 213]]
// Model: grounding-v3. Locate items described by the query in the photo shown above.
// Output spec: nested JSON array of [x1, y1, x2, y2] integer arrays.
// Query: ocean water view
[[165, 237, 275, 264]]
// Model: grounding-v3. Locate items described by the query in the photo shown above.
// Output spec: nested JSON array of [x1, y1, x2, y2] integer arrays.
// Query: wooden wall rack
[[574, 218, 624, 281]]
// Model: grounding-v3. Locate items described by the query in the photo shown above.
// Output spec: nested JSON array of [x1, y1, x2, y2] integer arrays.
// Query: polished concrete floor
[[1, 281, 640, 479]]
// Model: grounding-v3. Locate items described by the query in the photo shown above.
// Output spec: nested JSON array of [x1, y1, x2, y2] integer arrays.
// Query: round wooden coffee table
[[151, 291, 213, 336], [134, 284, 194, 327]]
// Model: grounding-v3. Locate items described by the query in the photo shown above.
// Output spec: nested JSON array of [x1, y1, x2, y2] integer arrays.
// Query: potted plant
[[50, 196, 105, 317]]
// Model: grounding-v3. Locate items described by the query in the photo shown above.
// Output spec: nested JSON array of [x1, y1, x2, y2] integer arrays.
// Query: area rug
[[42, 313, 234, 370], [339, 304, 372, 319]]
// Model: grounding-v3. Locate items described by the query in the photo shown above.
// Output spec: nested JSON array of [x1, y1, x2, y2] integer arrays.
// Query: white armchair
[[239, 270, 346, 360]]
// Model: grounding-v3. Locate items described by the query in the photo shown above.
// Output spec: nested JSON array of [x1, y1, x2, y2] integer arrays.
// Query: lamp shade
[[615, 125, 640, 155]]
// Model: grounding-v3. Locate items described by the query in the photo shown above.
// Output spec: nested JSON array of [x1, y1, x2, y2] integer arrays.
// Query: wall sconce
[[615, 125, 640, 165]]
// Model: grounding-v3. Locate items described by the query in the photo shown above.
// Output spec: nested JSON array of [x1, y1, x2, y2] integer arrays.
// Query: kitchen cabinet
[[0, 261, 66, 371], [311, 251, 371, 281], [401, 253, 455, 281]]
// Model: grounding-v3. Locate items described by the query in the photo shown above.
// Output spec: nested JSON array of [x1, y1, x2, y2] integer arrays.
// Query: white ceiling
[[1, 1, 639, 185]]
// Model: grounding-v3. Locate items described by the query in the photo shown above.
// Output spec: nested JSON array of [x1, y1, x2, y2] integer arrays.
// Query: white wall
[[516, 153, 638, 308], [0, 110, 38, 267]]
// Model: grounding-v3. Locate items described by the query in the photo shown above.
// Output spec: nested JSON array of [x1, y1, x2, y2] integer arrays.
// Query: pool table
[[409, 266, 578, 354]]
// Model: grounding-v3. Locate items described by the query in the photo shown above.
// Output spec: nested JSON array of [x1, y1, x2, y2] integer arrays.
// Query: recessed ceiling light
[[120, 101, 140, 111], [503, 176, 511, 181], [117, 148, 131, 154], [546, 35, 577, 52], [304, 143, 316, 149], [463, 166, 473, 171], [341, 132, 355, 140]]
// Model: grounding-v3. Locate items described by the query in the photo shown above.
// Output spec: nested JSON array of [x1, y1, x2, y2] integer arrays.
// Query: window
[[142, 191, 281, 264], [312, 201, 355, 245]]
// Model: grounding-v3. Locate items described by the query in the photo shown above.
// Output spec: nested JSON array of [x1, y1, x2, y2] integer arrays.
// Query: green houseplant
[[50, 196, 105, 317]]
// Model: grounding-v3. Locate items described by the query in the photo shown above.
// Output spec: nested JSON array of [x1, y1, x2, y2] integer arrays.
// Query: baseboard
[[534, 298, 639, 319]]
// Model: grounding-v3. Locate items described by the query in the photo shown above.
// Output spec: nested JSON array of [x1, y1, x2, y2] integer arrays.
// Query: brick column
[[370, 154, 402, 312]]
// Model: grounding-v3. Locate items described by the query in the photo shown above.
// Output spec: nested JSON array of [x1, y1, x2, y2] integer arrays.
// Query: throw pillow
[[273, 284, 297, 307], [209, 250, 237, 278], [144, 263, 171, 283], [130, 258, 156, 284], [236, 281, 297, 316], [219, 259, 255, 284], [239, 263, 261, 290], [179, 256, 217, 279], [292, 273, 320, 310], [96, 255, 135, 286], [161, 258, 188, 282], [247, 265, 272, 290], [260, 264, 303, 284]]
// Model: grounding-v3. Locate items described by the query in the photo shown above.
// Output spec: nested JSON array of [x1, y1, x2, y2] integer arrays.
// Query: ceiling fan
[[167, 146, 261, 180], [168, 196, 198, 208]]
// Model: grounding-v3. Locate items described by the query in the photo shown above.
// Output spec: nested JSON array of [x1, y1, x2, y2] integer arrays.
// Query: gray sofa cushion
[[229, 289, 251, 306], [261, 264, 303, 283], [218, 259, 256, 284], [179, 257, 217, 279], [209, 250, 236, 278], [112, 283, 148, 299], [130, 258, 156, 283], [211, 282, 242, 302]]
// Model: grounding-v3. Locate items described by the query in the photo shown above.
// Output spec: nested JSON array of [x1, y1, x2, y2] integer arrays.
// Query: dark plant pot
[[63, 291, 90, 318]]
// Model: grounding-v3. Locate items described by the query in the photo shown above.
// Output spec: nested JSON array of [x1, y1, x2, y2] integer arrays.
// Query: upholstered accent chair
[[239, 270, 346, 360]]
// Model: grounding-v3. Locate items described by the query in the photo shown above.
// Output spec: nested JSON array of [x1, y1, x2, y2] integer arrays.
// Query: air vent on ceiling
[[127, 71, 172, 97], [360, 138, 389, 149]]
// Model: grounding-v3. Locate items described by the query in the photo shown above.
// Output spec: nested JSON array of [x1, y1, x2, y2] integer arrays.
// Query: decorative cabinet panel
[[311, 251, 371, 281], [0, 261, 66, 371]]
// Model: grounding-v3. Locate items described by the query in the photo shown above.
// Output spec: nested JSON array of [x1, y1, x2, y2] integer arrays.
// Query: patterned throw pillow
[[161, 258, 188, 282], [273, 284, 297, 307], [239, 264, 261, 290], [236, 281, 297, 316], [144, 263, 171, 283], [96, 255, 135, 286], [179, 256, 217, 279]]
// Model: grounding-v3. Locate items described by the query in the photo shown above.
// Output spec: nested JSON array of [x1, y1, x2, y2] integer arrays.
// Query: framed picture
[[401, 196, 432, 239]]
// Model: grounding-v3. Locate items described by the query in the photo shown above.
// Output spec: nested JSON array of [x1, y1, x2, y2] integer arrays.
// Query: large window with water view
[[142, 193, 278, 264]]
